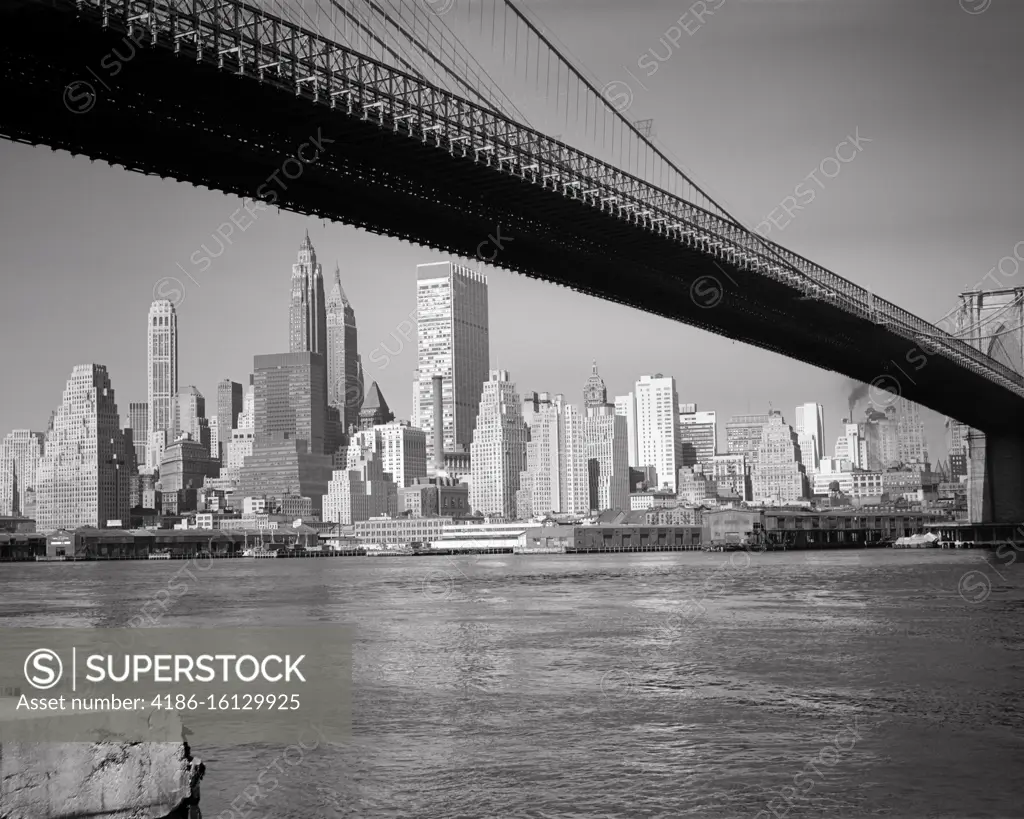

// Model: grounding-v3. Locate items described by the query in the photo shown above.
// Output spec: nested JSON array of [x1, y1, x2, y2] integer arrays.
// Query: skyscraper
[[635, 374, 682, 492], [326, 262, 361, 432], [896, 399, 929, 467], [413, 261, 489, 463], [173, 386, 209, 452], [358, 382, 395, 430], [147, 299, 178, 457], [517, 395, 589, 518], [470, 370, 528, 518], [614, 393, 639, 468], [35, 364, 129, 531], [678, 403, 717, 468], [794, 402, 825, 461], [215, 380, 243, 464], [751, 411, 806, 504], [128, 402, 148, 468], [289, 232, 327, 359], [583, 361, 608, 408], [726, 413, 771, 467], [0, 430, 44, 518], [584, 406, 629, 512], [252, 352, 327, 455]]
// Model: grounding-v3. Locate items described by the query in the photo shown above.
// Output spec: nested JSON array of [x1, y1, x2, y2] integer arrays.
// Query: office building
[[128, 402, 148, 468], [173, 386, 210, 453], [215, 380, 243, 463], [583, 360, 608, 409], [516, 395, 589, 518], [159, 438, 220, 495], [371, 421, 427, 489], [289, 231, 327, 359], [725, 413, 770, 466], [147, 299, 178, 451], [326, 262, 361, 432], [358, 382, 395, 430], [235, 435, 334, 515], [794, 403, 825, 461], [413, 261, 489, 463], [897, 399, 929, 467], [678, 403, 717, 468], [947, 417, 969, 479], [614, 392, 639, 468], [399, 476, 470, 518], [635, 374, 682, 492], [0, 430, 44, 518], [834, 422, 867, 470], [469, 370, 528, 518], [35, 364, 130, 531], [522, 391, 554, 437], [751, 411, 806, 504], [707, 454, 750, 501], [584, 405, 629, 513], [322, 437, 399, 525], [253, 352, 327, 455]]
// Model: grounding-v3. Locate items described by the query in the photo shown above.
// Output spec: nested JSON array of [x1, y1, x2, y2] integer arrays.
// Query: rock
[[0, 710, 204, 819]]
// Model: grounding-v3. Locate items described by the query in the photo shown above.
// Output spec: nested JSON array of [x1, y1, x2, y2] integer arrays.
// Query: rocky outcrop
[[0, 711, 204, 819]]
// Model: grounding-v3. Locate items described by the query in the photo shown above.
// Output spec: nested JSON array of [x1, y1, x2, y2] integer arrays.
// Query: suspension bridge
[[1, 0, 1022, 521]]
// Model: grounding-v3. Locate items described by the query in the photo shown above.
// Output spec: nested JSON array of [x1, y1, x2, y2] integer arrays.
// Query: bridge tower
[[957, 288, 1024, 523]]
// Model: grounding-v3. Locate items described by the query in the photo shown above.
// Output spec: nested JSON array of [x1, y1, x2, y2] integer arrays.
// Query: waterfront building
[[678, 403, 717, 468], [470, 370, 528, 518], [0, 430, 44, 518], [128, 402, 148, 468], [399, 476, 470, 517], [322, 438, 398, 525], [358, 382, 395, 430], [584, 404, 628, 513], [636, 505, 704, 527], [635, 374, 682, 492], [354, 516, 454, 548], [159, 438, 220, 495], [289, 231, 327, 360], [431, 520, 531, 552], [147, 299, 178, 451], [413, 261, 489, 464], [253, 351, 327, 455], [794, 403, 825, 461], [215, 380, 243, 464], [35, 364, 130, 531], [325, 262, 361, 432], [751, 411, 806, 504], [614, 392, 639, 468]]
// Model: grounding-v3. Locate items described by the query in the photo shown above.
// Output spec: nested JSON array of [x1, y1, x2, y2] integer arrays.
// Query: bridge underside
[[1, 2, 1022, 436]]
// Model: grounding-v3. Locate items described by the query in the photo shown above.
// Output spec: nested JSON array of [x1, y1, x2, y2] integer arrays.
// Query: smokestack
[[432, 375, 444, 473]]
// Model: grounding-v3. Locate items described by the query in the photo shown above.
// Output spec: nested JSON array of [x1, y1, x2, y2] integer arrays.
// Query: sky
[[1, 0, 1022, 462]]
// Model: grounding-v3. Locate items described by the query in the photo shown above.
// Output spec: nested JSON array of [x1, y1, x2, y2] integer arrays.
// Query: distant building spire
[[583, 360, 607, 408]]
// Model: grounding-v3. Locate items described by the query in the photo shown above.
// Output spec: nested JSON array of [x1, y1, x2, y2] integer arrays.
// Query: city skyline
[[2, 1, 1021, 460]]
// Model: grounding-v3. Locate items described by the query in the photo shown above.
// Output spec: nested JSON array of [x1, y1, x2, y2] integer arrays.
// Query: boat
[[242, 546, 280, 558], [148, 550, 171, 560]]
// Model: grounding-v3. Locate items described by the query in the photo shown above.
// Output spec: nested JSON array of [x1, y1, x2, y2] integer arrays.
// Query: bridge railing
[[64, 0, 1024, 398]]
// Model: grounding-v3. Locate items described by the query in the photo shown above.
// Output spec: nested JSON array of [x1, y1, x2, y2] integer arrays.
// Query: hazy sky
[[1, 0, 1022, 462]]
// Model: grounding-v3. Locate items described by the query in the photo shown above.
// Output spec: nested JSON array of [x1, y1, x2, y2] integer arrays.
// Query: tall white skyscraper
[[289, 232, 327, 357], [678, 403, 717, 468], [0, 430, 44, 518], [614, 393, 639, 468], [751, 411, 806, 504], [469, 370, 528, 518], [794, 402, 825, 461], [147, 299, 178, 452], [413, 261, 490, 463], [35, 364, 129, 531], [635, 374, 682, 492]]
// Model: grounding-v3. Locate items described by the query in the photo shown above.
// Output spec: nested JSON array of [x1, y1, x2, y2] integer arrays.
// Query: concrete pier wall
[[0, 711, 203, 819]]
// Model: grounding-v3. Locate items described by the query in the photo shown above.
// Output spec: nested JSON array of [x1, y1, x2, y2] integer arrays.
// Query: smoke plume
[[847, 380, 870, 419]]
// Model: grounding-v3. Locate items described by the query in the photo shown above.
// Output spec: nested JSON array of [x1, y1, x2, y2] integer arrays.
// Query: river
[[1, 549, 1021, 818]]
